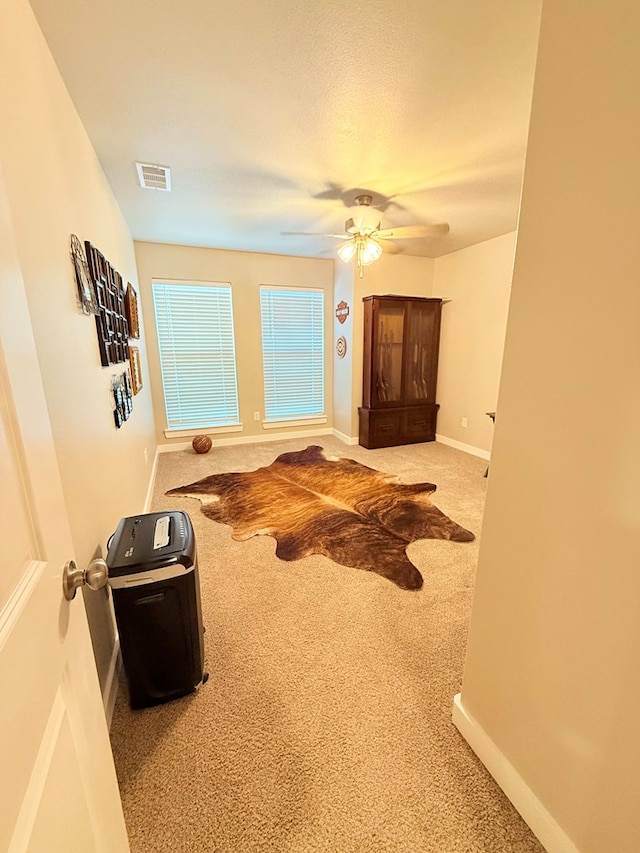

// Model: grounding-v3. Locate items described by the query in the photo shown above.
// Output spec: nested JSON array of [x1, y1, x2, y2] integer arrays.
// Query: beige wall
[[332, 261, 356, 440], [434, 232, 515, 453], [135, 244, 436, 447], [134, 241, 334, 447], [338, 246, 511, 449], [457, 1, 640, 851], [0, 0, 157, 696], [136, 236, 508, 453]]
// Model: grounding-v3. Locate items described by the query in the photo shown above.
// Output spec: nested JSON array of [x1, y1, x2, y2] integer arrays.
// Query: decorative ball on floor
[[192, 434, 212, 454]]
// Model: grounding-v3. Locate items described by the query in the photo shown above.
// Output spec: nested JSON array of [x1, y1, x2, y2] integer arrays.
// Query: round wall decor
[[336, 336, 347, 358]]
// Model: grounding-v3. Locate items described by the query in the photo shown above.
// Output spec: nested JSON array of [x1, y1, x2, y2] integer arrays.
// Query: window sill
[[163, 423, 243, 439], [262, 416, 327, 430]]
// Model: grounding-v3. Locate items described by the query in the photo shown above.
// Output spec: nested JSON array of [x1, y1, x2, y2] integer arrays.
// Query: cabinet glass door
[[374, 301, 404, 404], [404, 302, 439, 403]]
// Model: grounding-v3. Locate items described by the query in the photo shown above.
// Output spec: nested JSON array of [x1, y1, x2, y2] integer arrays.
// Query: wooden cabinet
[[358, 295, 443, 448]]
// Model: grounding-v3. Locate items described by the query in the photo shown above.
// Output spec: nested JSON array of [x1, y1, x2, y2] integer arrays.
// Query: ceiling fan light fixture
[[303, 191, 449, 278], [337, 235, 382, 276], [337, 240, 357, 263], [346, 211, 381, 234], [345, 193, 382, 234], [346, 213, 381, 234], [360, 237, 382, 266]]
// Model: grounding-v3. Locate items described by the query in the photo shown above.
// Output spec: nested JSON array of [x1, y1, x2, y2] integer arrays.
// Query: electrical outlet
[[461, 417, 468, 428], [253, 411, 260, 421]]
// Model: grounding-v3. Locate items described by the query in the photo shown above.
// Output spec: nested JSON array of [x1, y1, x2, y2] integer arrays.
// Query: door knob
[[63, 558, 109, 601]]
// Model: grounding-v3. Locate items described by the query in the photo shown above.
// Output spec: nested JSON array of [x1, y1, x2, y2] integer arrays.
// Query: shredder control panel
[[106, 510, 195, 577], [153, 515, 171, 549]]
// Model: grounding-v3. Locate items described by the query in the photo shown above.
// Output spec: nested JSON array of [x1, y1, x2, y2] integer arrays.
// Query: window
[[152, 281, 239, 432], [260, 286, 325, 423]]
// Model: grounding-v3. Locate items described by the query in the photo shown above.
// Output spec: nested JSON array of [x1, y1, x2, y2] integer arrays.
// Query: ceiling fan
[[284, 194, 449, 277]]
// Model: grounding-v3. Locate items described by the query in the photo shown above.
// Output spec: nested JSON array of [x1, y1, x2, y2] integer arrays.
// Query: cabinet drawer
[[402, 406, 437, 441], [370, 410, 402, 441], [358, 407, 402, 448], [358, 404, 438, 449]]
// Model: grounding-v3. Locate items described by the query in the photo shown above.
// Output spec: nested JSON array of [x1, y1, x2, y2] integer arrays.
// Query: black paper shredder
[[107, 510, 206, 709]]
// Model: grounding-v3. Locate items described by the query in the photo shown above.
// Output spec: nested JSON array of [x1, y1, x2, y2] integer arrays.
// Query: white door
[[0, 169, 129, 852]]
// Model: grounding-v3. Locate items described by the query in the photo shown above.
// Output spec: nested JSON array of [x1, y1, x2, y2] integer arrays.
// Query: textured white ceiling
[[28, 0, 542, 259]]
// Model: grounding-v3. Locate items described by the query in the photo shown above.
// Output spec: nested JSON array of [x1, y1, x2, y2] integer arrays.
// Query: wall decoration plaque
[[112, 371, 133, 429], [129, 346, 143, 395], [70, 234, 99, 315], [336, 300, 350, 324], [336, 336, 347, 358], [85, 241, 129, 366], [125, 283, 140, 339]]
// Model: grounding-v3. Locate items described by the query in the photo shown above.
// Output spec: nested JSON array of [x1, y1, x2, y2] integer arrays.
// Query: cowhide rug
[[166, 445, 474, 591]]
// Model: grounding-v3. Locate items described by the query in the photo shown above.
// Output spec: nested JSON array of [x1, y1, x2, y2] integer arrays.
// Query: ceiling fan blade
[[376, 223, 450, 239], [281, 231, 347, 238], [377, 239, 401, 255]]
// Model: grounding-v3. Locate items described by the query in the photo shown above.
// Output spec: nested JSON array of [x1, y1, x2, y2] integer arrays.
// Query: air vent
[[135, 162, 171, 191]]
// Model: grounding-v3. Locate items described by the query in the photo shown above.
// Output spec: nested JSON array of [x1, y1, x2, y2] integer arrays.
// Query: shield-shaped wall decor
[[335, 300, 350, 324]]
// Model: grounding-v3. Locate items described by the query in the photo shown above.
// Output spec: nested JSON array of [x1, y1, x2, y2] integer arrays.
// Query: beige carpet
[[110, 437, 544, 853]]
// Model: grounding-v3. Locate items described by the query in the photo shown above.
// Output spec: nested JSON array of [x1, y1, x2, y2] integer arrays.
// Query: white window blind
[[152, 281, 239, 431], [260, 286, 325, 422]]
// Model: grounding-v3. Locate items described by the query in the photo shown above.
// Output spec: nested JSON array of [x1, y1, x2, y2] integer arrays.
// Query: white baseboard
[[452, 694, 579, 853], [158, 432, 485, 456], [143, 445, 160, 512], [158, 441, 192, 453], [332, 428, 359, 445], [104, 639, 122, 730], [158, 427, 334, 453], [436, 434, 491, 461]]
